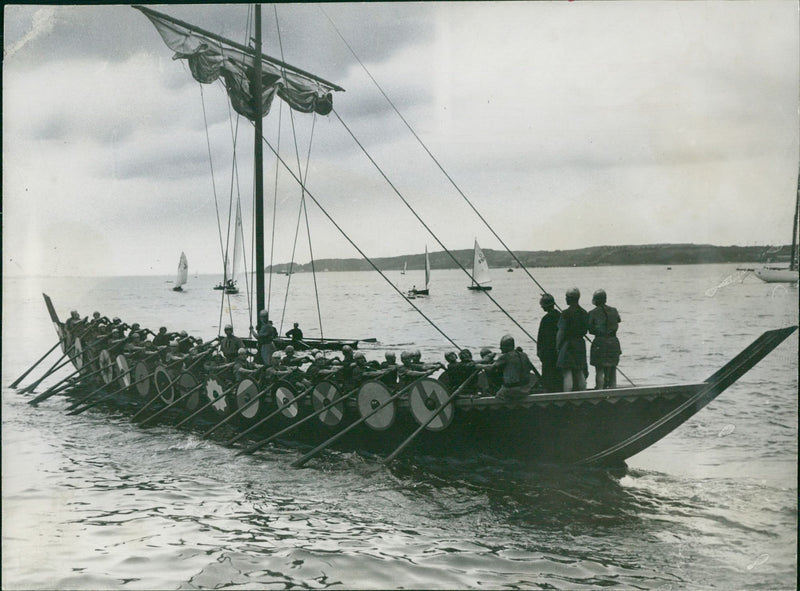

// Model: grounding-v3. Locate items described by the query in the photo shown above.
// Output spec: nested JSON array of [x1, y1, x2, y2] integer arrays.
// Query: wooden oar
[[237, 384, 361, 456], [224, 382, 317, 445], [201, 380, 273, 438], [291, 371, 437, 468], [381, 371, 479, 465], [23, 333, 110, 395], [9, 341, 62, 388], [173, 380, 239, 429], [67, 351, 162, 412], [65, 366, 165, 416], [27, 353, 112, 406], [135, 380, 208, 426], [129, 351, 215, 422]]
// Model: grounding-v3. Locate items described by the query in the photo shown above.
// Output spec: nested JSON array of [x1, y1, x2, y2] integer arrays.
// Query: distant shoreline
[[267, 243, 792, 274]]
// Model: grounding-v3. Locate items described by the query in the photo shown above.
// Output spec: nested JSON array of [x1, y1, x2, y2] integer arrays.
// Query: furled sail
[[135, 5, 342, 122]]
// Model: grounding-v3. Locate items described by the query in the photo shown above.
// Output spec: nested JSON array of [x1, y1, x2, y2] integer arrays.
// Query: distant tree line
[[266, 243, 793, 273]]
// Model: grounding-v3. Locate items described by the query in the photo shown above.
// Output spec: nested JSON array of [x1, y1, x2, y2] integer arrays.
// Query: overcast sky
[[3, 2, 799, 277]]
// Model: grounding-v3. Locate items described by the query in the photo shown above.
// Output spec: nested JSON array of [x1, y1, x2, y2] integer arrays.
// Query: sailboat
[[754, 172, 799, 283], [27, 5, 797, 470], [467, 239, 492, 291], [408, 247, 430, 296], [172, 252, 188, 292], [401, 261, 407, 275]]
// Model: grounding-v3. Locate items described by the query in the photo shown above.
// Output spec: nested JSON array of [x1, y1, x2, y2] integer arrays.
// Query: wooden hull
[[35, 295, 797, 468]]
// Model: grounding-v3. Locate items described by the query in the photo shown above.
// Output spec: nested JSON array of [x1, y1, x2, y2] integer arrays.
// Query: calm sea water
[[2, 264, 797, 589]]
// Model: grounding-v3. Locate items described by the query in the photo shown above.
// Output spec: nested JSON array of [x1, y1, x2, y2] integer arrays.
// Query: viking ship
[[19, 5, 797, 471]]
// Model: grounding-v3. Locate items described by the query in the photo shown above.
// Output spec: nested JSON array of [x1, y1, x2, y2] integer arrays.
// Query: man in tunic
[[220, 324, 244, 361], [537, 293, 562, 392], [556, 287, 589, 392], [588, 289, 622, 389], [152, 326, 171, 347], [378, 352, 399, 388], [285, 323, 304, 346], [251, 310, 278, 365], [233, 348, 260, 382]]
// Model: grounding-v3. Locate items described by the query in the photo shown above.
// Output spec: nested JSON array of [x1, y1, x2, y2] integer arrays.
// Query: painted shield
[[408, 378, 454, 431], [357, 380, 395, 431], [179, 372, 201, 411], [115, 354, 132, 389], [312, 381, 345, 427], [205, 377, 229, 414], [71, 337, 85, 372], [154, 365, 176, 404], [133, 361, 152, 397], [235, 379, 262, 421], [99, 349, 115, 385], [273, 381, 299, 419]]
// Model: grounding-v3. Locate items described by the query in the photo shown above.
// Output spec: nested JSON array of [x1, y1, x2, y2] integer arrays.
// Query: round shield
[[312, 381, 345, 427], [115, 354, 132, 389], [235, 379, 262, 421], [178, 372, 201, 411], [205, 377, 229, 414], [357, 380, 395, 431], [55, 323, 67, 355], [99, 349, 115, 385], [273, 381, 299, 419], [154, 365, 176, 404], [408, 378, 454, 431], [133, 361, 152, 397], [71, 337, 85, 372]]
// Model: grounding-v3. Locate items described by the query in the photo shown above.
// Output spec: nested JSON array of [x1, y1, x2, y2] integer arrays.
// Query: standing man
[[537, 293, 562, 392], [588, 289, 622, 389], [285, 322, 304, 346], [556, 287, 589, 392], [251, 310, 278, 365]]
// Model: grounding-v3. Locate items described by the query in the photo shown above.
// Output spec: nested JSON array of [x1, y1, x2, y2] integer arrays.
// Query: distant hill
[[266, 243, 793, 273]]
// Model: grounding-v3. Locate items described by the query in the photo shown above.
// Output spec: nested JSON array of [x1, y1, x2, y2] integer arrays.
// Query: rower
[[233, 348, 260, 381], [220, 324, 244, 361]]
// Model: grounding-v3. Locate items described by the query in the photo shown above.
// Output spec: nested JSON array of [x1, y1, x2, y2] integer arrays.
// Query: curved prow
[[698, 325, 798, 410]]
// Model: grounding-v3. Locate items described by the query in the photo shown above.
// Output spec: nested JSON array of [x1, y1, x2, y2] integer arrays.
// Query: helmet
[[500, 334, 515, 353], [285, 345, 295, 354], [385, 352, 396, 361], [354, 352, 366, 362], [237, 348, 247, 356], [444, 351, 458, 363], [272, 351, 283, 360], [159, 326, 167, 333], [539, 293, 555, 308], [342, 345, 353, 355], [459, 349, 473, 361], [169, 341, 179, 349], [70, 310, 79, 318], [413, 349, 421, 360], [566, 287, 580, 303], [480, 347, 492, 358], [179, 330, 188, 337], [112, 317, 121, 323], [259, 309, 268, 318], [224, 324, 233, 332], [315, 353, 325, 362], [400, 351, 412, 362], [93, 311, 101, 318], [592, 289, 607, 305]]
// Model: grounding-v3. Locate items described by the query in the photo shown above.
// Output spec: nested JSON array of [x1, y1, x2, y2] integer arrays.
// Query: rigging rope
[[259, 133, 462, 351]]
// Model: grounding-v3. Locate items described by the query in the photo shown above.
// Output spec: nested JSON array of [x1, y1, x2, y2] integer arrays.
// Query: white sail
[[471, 240, 491, 287], [230, 198, 245, 286], [402, 261, 407, 275], [176, 252, 188, 288], [424, 246, 430, 290]]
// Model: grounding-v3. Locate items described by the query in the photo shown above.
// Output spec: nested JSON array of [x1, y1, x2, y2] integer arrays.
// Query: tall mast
[[791, 168, 799, 272], [254, 5, 266, 316]]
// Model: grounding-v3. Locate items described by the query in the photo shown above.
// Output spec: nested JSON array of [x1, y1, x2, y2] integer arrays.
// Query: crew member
[[557, 287, 589, 392], [537, 293, 562, 393], [588, 289, 622, 389]]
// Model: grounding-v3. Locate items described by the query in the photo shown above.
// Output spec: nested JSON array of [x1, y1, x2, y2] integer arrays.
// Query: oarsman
[[264, 351, 293, 383], [123, 333, 149, 357], [335, 345, 357, 388], [233, 348, 260, 382], [164, 341, 186, 368], [397, 351, 434, 392], [588, 289, 622, 389], [378, 352, 399, 388], [351, 352, 386, 385], [445, 349, 480, 396], [220, 324, 244, 361], [486, 335, 536, 401], [251, 310, 278, 364], [280, 345, 310, 368], [177, 330, 194, 354], [556, 287, 589, 392], [152, 327, 171, 347], [439, 351, 460, 388], [537, 293, 562, 393], [285, 322, 304, 346], [409, 349, 445, 373], [305, 353, 341, 384]]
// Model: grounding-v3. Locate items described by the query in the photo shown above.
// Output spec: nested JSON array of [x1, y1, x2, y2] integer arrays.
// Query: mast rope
[[272, 5, 326, 342], [259, 133, 462, 350], [331, 108, 541, 349]]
